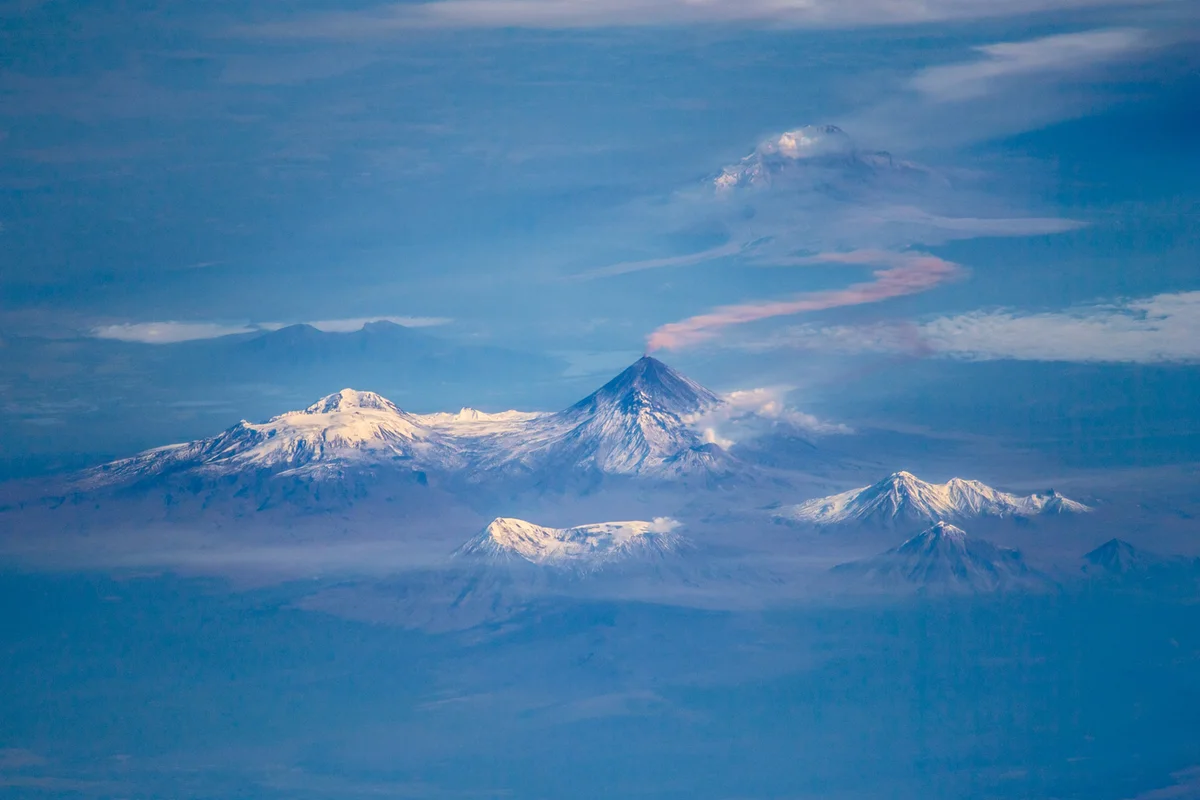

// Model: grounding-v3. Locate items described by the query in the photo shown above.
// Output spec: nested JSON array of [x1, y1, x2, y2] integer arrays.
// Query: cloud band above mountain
[[753, 291, 1200, 364], [251, 0, 1173, 36]]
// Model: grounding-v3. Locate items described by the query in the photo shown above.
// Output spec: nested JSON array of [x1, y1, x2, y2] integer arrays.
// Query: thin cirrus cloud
[[759, 291, 1200, 364], [845, 26, 1185, 148], [91, 316, 452, 344], [910, 28, 1153, 102], [248, 0, 1172, 36], [646, 250, 962, 351], [571, 242, 744, 281]]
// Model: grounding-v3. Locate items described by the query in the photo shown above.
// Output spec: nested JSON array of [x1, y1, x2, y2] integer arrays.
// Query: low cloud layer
[[757, 291, 1200, 364], [647, 251, 962, 351], [91, 316, 451, 344]]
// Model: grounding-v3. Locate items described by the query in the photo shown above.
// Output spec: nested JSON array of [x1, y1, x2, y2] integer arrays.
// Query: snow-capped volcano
[[458, 516, 685, 570], [833, 522, 1037, 592], [435, 356, 734, 479], [83, 388, 456, 486], [573, 355, 720, 417], [713, 125, 928, 193], [780, 471, 1090, 526], [535, 356, 730, 477]]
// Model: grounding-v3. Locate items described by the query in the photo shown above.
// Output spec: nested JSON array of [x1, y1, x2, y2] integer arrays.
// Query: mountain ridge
[[74, 356, 740, 492], [781, 471, 1089, 526]]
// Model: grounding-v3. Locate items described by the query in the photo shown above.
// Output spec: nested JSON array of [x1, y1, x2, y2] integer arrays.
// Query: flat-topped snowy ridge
[[458, 517, 684, 569]]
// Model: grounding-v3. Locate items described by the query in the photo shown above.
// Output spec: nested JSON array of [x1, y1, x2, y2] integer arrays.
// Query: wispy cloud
[[249, 0, 1171, 36], [755, 291, 1200, 364], [646, 250, 962, 351], [90, 316, 452, 344], [911, 28, 1153, 102], [572, 243, 743, 281], [687, 387, 851, 448], [1125, 766, 1200, 800], [847, 26, 1186, 147]]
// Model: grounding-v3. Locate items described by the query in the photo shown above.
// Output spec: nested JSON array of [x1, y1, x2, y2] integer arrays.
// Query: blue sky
[[1, 0, 1198, 464]]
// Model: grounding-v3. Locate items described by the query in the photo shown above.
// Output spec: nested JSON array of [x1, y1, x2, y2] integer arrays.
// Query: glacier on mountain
[[781, 471, 1090, 526]]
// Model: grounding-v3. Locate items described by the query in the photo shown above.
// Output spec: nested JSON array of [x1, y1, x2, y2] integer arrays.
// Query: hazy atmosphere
[[1, 0, 1198, 797]]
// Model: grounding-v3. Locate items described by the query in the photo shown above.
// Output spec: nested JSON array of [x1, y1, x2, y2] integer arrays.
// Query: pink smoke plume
[[645, 249, 962, 351]]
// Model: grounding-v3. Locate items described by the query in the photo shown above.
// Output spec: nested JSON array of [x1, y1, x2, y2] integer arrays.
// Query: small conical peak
[[895, 520, 969, 555], [866, 471, 927, 495], [619, 355, 674, 382], [487, 516, 527, 529], [1084, 538, 1140, 564], [927, 521, 967, 538], [304, 388, 403, 415], [570, 355, 719, 415], [1090, 537, 1133, 551]]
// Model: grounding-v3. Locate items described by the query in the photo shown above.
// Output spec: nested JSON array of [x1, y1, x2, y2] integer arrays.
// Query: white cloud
[[759, 291, 1200, 364], [911, 28, 1152, 102], [251, 0, 1172, 36], [1125, 766, 1200, 800], [687, 387, 851, 448], [90, 321, 259, 343], [846, 27, 1185, 148], [648, 517, 682, 534], [90, 316, 451, 343]]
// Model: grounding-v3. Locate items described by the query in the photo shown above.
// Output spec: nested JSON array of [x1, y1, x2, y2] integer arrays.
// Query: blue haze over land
[[0, 0, 1199, 797]]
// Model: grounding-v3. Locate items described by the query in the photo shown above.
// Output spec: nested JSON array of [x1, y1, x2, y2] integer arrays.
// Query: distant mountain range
[[74, 357, 741, 503], [833, 521, 1042, 593], [780, 471, 1089, 526], [1081, 539, 1200, 588]]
